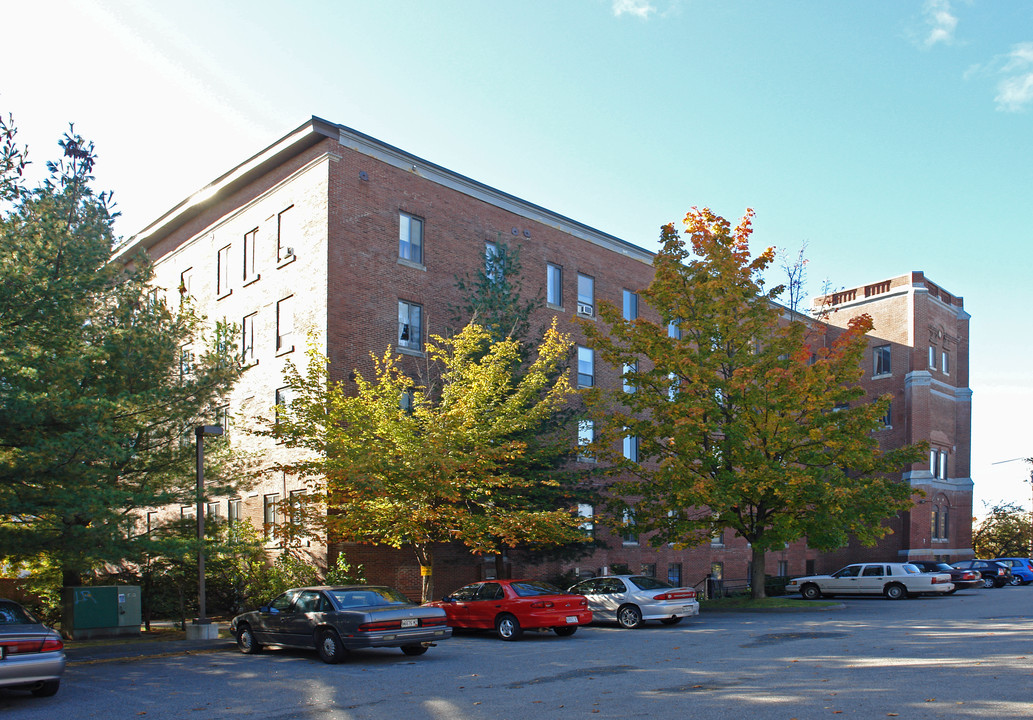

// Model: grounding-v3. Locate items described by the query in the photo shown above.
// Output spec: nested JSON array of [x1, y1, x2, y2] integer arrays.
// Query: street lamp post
[[189, 424, 223, 641]]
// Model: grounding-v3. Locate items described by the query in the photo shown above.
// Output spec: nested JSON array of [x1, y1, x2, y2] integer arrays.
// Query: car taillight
[[530, 601, 555, 608], [1, 638, 63, 654], [421, 617, 447, 627], [932, 576, 945, 584], [654, 590, 696, 601], [356, 620, 402, 632]]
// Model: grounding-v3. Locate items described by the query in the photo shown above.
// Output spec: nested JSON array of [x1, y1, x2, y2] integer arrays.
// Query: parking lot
[[4, 586, 1033, 719]]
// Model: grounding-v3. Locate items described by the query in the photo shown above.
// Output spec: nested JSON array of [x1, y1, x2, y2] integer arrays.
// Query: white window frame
[[547, 263, 562, 306], [398, 300, 423, 351], [623, 289, 638, 321], [577, 346, 594, 388], [399, 212, 423, 264], [577, 273, 594, 317]]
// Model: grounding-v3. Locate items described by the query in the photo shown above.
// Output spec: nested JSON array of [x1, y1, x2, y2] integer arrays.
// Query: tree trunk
[[414, 543, 434, 603], [61, 566, 81, 588], [494, 553, 506, 580], [751, 544, 767, 600]]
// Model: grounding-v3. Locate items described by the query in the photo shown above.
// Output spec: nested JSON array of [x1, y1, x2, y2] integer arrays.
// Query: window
[[928, 346, 936, 369], [939, 450, 947, 479], [930, 449, 948, 479], [217, 244, 232, 296], [289, 489, 309, 545], [146, 511, 158, 534], [667, 564, 682, 586], [640, 563, 656, 578], [777, 560, 789, 577], [547, 263, 562, 306], [942, 350, 950, 375], [263, 493, 280, 538], [180, 345, 194, 379], [942, 506, 950, 538], [880, 401, 892, 428], [623, 290, 638, 321], [623, 362, 636, 393], [668, 372, 679, 401], [243, 228, 258, 283], [485, 242, 500, 281], [931, 506, 941, 540], [711, 529, 725, 546], [228, 498, 242, 524], [668, 320, 681, 340], [145, 287, 159, 308], [577, 503, 594, 537], [622, 511, 638, 545], [206, 502, 220, 518], [179, 268, 193, 306], [242, 312, 256, 365], [277, 206, 297, 262], [577, 274, 594, 317], [181, 505, 196, 519], [399, 212, 423, 264], [577, 346, 594, 387], [276, 296, 294, 353], [873, 344, 891, 376], [577, 420, 594, 462], [275, 387, 294, 426], [398, 300, 422, 350], [623, 434, 639, 462], [710, 562, 724, 582], [214, 405, 230, 435]]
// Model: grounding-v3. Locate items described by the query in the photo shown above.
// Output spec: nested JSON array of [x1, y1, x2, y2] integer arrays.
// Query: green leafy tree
[[582, 207, 926, 598], [973, 502, 1032, 559], [269, 320, 587, 601], [450, 239, 598, 577], [0, 117, 244, 588]]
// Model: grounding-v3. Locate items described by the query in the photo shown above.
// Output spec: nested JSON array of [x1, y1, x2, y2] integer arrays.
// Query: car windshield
[[934, 563, 953, 572], [0, 601, 36, 625], [628, 576, 674, 591], [327, 587, 411, 608], [510, 581, 563, 597]]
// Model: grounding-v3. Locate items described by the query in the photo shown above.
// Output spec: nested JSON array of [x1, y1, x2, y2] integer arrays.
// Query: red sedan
[[428, 580, 592, 640]]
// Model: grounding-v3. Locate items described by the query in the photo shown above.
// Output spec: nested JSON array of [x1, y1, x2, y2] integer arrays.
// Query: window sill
[[277, 254, 297, 269], [577, 313, 596, 321], [217, 289, 233, 301], [397, 345, 425, 358], [244, 274, 261, 287], [622, 541, 639, 547], [242, 358, 259, 368], [276, 345, 295, 357], [871, 372, 892, 379], [547, 302, 564, 312], [397, 258, 426, 271]]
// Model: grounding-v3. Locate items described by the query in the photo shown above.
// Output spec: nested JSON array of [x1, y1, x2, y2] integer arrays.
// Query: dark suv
[[951, 560, 1012, 588]]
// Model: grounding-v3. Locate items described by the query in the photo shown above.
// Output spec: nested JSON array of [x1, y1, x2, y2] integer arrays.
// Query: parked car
[[785, 563, 953, 600], [0, 599, 65, 697], [908, 560, 982, 592], [568, 575, 699, 628], [230, 585, 451, 664], [951, 560, 1012, 588], [427, 579, 592, 640], [994, 558, 1033, 585]]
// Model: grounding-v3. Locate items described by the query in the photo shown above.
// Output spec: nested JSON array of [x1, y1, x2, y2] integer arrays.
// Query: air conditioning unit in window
[[285, 247, 295, 257], [577, 302, 594, 317]]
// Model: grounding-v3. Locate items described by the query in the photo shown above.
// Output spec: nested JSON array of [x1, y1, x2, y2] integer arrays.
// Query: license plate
[[565, 616, 578, 624], [400, 618, 418, 628]]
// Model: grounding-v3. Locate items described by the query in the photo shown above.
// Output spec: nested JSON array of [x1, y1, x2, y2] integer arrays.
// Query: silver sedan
[[569, 575, 700, 629], [0, 598, 65, 697]]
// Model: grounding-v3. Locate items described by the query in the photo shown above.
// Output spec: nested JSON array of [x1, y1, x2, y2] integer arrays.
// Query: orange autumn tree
[[582, 208, 925, 599]]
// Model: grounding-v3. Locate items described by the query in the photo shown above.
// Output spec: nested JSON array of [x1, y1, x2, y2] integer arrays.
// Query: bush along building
[[117, 117, 973, 599]]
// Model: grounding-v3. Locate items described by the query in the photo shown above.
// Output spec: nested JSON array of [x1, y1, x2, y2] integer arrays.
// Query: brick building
[[117, 117, 973, 598]]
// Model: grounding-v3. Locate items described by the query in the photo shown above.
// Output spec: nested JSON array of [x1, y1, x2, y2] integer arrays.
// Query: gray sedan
[[569, 575, 700, 629], [230, 585, 451, 663], [0, 598, 65, 697]]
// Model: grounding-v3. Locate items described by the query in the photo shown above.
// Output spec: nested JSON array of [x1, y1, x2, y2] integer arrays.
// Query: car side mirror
[[442, 595, 454, 603]]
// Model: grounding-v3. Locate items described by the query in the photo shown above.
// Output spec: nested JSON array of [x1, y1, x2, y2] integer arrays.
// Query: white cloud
[[996, 42, 1033, 112], [612, 0, 656, 19], [922, 0, 958, 47]]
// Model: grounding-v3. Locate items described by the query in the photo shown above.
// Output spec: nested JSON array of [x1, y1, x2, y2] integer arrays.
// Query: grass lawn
[[701, 595, 838, 611]]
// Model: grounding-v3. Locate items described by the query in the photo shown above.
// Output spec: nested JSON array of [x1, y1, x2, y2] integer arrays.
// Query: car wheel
[[401, 644, 428, 656], [1009, 576, 1022, 586], [884, 583, 907, 600], [236, 623, 263, 655], [660, 616, 683, 625], [617, 604, 643, 629], [496, 613, 522, 641], [30, 680, 60, 698], [982, 576, 995, 589], [317, 628, 346, 664], [553, 626, 577, 637], [800, 583, 822, 601]]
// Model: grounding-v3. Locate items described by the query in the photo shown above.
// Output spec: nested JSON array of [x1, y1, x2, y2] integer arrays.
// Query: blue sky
[[5, 0, 1032, 516]]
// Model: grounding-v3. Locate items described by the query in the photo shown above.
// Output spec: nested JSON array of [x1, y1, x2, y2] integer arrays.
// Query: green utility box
[[61, 585, 142, 639]]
